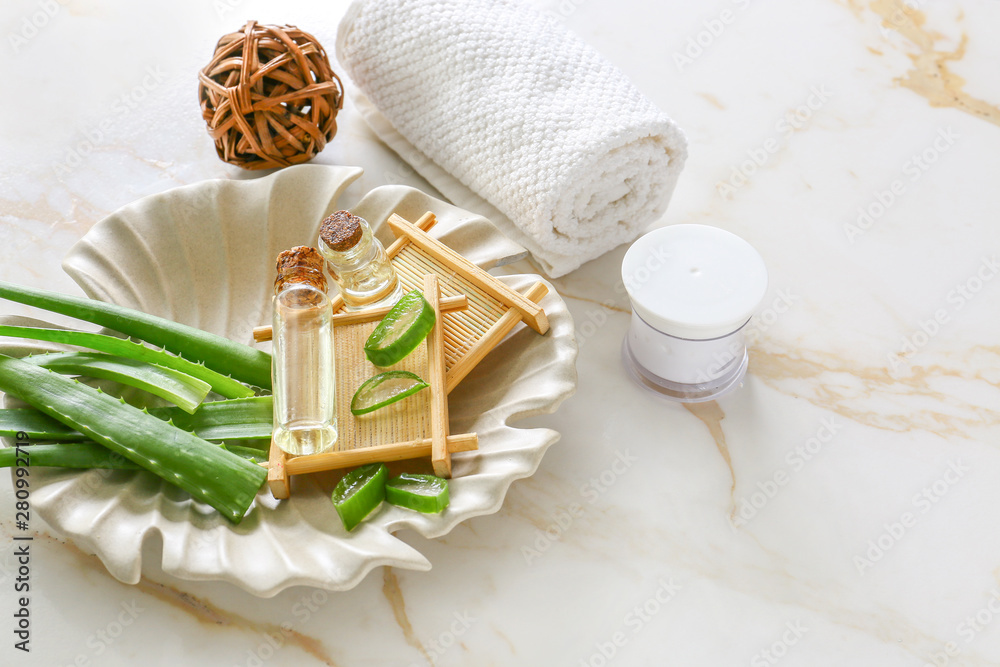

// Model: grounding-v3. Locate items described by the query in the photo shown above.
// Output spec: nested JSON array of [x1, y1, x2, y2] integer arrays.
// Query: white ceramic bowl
[[0, 165, 578, 596]]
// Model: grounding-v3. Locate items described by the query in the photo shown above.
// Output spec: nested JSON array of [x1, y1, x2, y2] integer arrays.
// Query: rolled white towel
[[336, 0, 688, 277]]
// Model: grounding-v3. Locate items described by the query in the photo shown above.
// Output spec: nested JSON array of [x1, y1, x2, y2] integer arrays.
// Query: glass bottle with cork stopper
[[271, 246, 338, 456], [318, 210, 403, 310]]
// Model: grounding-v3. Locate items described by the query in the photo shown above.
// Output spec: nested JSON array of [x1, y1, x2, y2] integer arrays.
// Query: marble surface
[[1, 0, 999, 665]]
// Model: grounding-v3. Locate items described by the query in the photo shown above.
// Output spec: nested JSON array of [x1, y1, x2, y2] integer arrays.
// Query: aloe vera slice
[[386, 474, 450, 513], [0, 354, 266, 523], [363, 290, 435, 367], [331, 463, 388, 531], [350, 371, 429, 416], [0, 442, 267, 469], [0, 281, 272, 390], [0, 397, 273, 442], [0, 325, 254, 398], [25, 351, 211, 414]]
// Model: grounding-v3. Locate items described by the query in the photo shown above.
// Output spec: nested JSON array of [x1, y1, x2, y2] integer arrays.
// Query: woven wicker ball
[[197, 21, 344, 170]]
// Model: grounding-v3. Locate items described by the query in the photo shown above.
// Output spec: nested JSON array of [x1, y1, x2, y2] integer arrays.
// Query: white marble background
[[2, 0, 1000, 665]]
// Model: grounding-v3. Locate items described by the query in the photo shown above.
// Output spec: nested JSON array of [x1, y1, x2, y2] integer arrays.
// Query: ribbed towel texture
[[336, 0, 687, 277]]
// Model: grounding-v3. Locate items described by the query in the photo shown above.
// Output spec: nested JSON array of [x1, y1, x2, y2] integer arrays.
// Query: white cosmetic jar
[[620, 224, 768, 402]]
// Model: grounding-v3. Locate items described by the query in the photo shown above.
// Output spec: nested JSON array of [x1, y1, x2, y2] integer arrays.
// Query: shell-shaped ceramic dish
[[0, 165, 577, 596]]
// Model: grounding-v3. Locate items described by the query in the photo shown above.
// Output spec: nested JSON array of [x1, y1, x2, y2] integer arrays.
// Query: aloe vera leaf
[[0, 281, 272, 390], [24, 351, 211, 414], [0, 354, 266, 523], [0, 397, 274, 443], [0, 442, 267, 469], [0, 442, 139, 469], [0, 325, 255, 398], [215, 444, 268, 463], [0, 407, 80, 440], [151, 396, 273, 441]]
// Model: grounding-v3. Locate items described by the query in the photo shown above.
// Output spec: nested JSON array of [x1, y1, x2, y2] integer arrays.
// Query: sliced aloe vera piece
[[0, 325, 255, 398], [363, 290, 435, 367], [25, 351, 211, 414], [331, 463, 388, 531], [386, 474, 450, 513], [0, 397, 273, 442], [350, 371, 429, 416]]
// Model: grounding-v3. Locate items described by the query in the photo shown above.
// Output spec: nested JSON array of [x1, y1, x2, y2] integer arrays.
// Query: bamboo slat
[[423, 274, 451, 477], [252, 294, 468, 342]]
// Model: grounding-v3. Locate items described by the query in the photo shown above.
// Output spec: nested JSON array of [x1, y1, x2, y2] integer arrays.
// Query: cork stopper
[[319, 210, 365, 252], [274, 246, 328, 296]]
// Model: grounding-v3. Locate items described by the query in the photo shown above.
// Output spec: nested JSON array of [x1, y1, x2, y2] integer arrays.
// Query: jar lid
[[621, 224, 768, 340]]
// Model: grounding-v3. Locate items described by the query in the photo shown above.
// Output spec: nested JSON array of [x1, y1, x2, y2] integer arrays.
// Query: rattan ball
[[197, 21, 344, 170]]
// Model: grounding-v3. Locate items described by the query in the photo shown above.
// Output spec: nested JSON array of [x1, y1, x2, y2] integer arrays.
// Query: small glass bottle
[[318, 210, 403, 310], [271, 246, 337, 456]]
